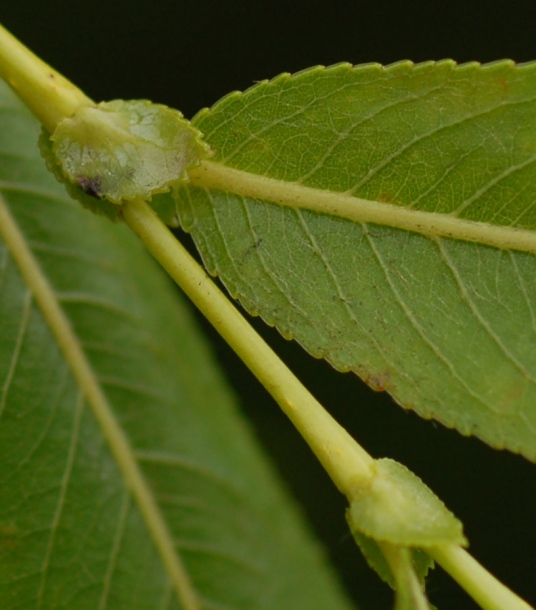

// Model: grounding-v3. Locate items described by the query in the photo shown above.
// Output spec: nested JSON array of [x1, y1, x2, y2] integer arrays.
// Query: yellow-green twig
[[430, 544, 534, 610], [0, 22, 93, 132], [121, 197, 375, 496]]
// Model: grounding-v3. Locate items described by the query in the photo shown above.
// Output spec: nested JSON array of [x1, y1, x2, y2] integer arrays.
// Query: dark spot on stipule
[[76, 176, 102, 199]]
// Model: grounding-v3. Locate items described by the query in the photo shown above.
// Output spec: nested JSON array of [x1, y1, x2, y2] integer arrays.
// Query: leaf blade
[[178, 61, 536, 460]]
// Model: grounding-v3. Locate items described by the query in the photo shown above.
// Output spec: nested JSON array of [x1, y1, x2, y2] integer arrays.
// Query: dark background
[[2, 2, 536, 609]]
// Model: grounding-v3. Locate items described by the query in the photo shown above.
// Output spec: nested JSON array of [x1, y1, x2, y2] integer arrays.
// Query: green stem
[[429, 544, 534, 610], [378, 542, 430, 610], [121, 197, 375, 495], [0, 22, 93, 132]]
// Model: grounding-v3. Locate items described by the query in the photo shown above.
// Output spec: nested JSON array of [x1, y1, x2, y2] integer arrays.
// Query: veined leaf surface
[[0, 81, 351, 610], [176, 60, 536, 460]]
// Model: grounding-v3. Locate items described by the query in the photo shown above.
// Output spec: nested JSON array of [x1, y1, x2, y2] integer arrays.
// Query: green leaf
[[348, 535, 437, 610], [350, 531, 433, 590], [47, 99, 212, 205], [175, 60, 536, 460], [0, 82, 351, 609], [346, 459, 465, 547]]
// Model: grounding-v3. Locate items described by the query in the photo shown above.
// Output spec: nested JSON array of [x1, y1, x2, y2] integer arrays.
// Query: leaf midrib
[[0, 192, 200, 610], [189, 160, 536, 254]]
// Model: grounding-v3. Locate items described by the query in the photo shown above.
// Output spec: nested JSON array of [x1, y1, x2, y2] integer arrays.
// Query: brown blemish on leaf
[[243, 238, 264, 261], [361, 369, 392, 392], [377, 192, 398, 205], [496, 77, 509, 95], [0, 522, 19, 551], [76, 175, 102, 199]]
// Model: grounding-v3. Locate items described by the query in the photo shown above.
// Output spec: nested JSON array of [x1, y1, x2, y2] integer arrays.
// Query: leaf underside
[[175, 60, 536, 460], [0, 82, 351, 610]]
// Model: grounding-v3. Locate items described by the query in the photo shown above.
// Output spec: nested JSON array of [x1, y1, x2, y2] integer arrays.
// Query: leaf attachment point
[[347, 458, 466, 548], [347, 458, 466, 609], [46, 99, 212, 210]]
